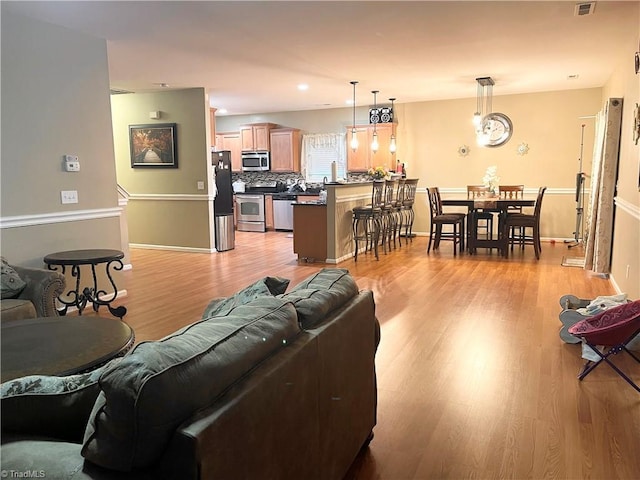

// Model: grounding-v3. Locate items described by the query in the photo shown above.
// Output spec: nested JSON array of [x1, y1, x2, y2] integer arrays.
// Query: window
[[301, 133, 346, 183]]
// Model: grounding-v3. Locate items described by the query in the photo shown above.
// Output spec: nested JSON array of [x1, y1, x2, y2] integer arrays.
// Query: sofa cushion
[[280, 268, 359, 329], [201, 276, 290, 319], [0, 299, 37, 321], [0, 361, 116, 441], [1, 257, 27, 299], [82, 297, 300, 472]]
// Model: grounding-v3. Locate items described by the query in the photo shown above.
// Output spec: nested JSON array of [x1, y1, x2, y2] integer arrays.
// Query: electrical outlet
[[64, 154, 80, 172], [197, 181, 205, 190], [61, 190, 78, 204]]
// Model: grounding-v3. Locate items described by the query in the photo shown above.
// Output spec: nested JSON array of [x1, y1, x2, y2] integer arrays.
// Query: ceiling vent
[[109, 88, 133, 95], [574, 2, 596, 16]]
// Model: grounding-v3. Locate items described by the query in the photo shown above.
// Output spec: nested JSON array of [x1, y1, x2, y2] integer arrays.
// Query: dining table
[[442, 196, 536, 254]]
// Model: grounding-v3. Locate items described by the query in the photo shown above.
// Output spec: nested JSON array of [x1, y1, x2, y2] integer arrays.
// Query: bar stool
[[401, 179, 418, 241], [352, 181, 385, 261], [394, 178, 406, 246], [381, 178, 399, 253]]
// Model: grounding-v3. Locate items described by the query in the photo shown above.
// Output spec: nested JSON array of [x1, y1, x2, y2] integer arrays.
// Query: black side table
[[44, 249, 127, 318]]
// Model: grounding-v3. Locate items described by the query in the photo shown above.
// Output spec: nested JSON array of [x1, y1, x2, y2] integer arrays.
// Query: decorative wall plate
[[517, 142, 530, 155]]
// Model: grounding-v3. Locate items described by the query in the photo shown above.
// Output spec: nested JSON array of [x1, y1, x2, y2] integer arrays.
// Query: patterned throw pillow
[[0, 257, 27, 299]]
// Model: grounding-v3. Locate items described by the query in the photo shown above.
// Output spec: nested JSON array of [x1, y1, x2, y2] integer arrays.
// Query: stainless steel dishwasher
[[272, 194, 296, 231]]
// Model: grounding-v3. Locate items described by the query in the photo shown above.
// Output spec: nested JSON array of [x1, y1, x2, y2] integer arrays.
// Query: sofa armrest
[[13, 265, 65, 317]]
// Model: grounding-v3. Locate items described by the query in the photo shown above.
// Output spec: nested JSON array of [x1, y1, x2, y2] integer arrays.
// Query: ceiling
[[4, 1, 639, 116]]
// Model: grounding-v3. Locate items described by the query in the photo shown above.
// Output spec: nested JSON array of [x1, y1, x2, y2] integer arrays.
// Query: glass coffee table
[[1, 316, 134, 383]]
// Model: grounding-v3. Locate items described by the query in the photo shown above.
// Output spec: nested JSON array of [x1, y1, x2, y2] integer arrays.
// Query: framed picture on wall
[[129, 123, 178, 168]]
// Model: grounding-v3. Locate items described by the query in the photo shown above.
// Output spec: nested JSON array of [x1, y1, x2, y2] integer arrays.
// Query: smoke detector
[[575, 2, 596, 16]]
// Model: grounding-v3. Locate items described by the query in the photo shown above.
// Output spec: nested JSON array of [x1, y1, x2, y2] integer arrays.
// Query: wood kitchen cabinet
[[264, 194, 274, 230], [209, 108, 216, 147], [240, 123, 276, 151], [215, 132, 242, 172], [270, 128, 301, 172], [346, 123, 396, 172], [293, 203, 327, 262]]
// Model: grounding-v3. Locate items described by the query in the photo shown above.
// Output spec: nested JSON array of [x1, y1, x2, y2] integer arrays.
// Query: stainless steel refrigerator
[[212, 150, 235, 251]]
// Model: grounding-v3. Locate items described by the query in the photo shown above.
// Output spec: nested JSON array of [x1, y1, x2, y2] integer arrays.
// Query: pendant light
[[371, 90, 379, 153], [473, 77, 494, 142], [389, 97, 397, 153], [350, 81, 359, 151]]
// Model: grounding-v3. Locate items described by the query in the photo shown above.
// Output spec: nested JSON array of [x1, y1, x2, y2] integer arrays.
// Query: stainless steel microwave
[[241, 151, 270, 171]]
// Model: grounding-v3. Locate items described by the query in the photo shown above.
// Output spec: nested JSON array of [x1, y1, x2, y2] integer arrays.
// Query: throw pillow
[[201, 276, 290, 319], [1, 257, 27, 299], [82, 296, 300, 472], [0, 359, 119, 442], [281, 268, 358, 329]]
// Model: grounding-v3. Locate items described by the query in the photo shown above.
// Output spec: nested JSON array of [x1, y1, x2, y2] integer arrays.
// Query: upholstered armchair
[[1, 258, 65, 322]]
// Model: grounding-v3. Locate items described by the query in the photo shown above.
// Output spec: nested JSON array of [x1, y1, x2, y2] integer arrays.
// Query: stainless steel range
[[235, 181, 286, 232], [235, 193, 265, 232]]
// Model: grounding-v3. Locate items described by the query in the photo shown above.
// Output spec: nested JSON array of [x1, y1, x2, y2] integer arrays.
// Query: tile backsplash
[[231, 171, 370, 189]]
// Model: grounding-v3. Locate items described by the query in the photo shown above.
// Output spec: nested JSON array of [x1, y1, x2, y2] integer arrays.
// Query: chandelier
[[473, 76, 494, 133]]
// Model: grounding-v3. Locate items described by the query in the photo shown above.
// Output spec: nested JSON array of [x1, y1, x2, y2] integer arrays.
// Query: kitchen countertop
[[292, 201, 326, 206]]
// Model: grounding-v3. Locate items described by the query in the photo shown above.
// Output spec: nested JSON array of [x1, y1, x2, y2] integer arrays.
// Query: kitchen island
[[292, 182, 373, 263]]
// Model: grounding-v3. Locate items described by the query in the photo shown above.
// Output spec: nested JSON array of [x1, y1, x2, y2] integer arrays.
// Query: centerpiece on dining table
[[482, 165, 500, 196], [368, 165, 390, 180]]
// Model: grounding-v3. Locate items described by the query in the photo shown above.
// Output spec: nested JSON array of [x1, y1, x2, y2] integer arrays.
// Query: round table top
[[43, 249, 124, 265], [1, 316, 134, 382]]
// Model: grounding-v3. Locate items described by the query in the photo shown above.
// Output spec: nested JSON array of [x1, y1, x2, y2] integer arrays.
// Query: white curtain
[[301, 133, 346, 183], [584, 99, 623, 274]]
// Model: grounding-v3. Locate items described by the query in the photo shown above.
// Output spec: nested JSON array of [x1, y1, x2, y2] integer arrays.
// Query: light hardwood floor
[[110, 231, 639, 480]]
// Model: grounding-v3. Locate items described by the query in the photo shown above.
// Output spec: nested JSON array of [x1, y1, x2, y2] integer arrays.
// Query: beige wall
[[218, 88, 602, 240], [0, 8, 123, 299], [603, 33, 640, 299], [111, 89, 214, 251]]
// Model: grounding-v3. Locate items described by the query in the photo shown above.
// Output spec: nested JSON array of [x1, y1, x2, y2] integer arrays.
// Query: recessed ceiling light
[[297, 84, 309, 91], [217, 108, 228, 114], [567, 74, 580, 80], [346, 99, 354, 105], [153, 82, 170, 88]]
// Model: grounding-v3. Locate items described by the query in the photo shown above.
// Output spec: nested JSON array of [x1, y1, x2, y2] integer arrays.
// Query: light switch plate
[[197, 181, 205, 190]]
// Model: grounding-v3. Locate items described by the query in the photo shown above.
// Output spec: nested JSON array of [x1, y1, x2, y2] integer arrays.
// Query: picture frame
[[129, 123, 178, 168]]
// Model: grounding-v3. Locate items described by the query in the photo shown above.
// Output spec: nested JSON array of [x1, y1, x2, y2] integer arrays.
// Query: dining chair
[[499, 184, 525, 248], [466, 185, 494, 241], [501, 186, 547, 259], [427, 187, 466, 255], [352, 180, 385, 261], [401, 179, 419, 241]]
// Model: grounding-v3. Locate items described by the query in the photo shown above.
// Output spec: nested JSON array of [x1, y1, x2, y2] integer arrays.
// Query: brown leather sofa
[[1, 269, 379, 479], [1, 260, 65, 322]]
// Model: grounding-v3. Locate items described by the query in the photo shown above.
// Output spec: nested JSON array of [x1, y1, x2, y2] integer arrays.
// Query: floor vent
[[574, 2, 596, 16]]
